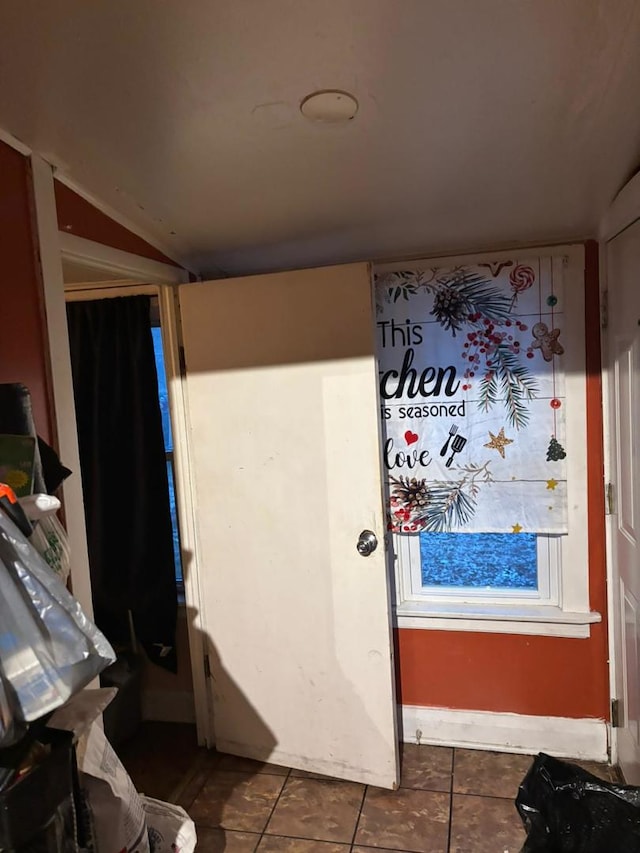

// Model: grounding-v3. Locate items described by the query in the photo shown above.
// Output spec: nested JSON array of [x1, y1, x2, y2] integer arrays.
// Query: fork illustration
[[439, 424, 458, 456], [445, 434, 467, 468]]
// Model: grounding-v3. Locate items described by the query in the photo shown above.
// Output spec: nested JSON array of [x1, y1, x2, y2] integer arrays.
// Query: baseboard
[[142, 689, 196, 724], [401, 705, 608, 761]]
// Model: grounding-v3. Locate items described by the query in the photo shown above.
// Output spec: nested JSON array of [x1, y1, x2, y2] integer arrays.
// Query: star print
[[512, 523, 523, 533], [546, 479, 558, 490], [484, 427, 514, 459]]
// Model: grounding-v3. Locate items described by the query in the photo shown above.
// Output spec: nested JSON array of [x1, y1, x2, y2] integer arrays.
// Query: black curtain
[[67, 296, 177, 671]]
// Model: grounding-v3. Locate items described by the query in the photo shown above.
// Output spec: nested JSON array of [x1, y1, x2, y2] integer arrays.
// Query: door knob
[[357, 530, 378, 557]]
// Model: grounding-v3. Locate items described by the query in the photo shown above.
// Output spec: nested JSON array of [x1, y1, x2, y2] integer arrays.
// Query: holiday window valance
[[375, 256, 568, 535]]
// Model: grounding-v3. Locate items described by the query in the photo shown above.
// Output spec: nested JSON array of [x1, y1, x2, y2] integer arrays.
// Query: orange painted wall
[[0, 141, 53, 442], [54, 181, 177, 266], [396, 242, 609, 720]]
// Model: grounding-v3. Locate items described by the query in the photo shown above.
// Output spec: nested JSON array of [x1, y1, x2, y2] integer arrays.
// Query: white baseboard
[[401, 705, 609, 761], [142, 690, 196, 724]]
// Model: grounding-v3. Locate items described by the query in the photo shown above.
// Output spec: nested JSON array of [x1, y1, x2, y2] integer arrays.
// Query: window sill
[[395, 601, 601, 638]]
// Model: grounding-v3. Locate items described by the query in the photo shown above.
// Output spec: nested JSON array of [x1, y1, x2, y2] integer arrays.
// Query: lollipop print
[[508, 264, 535, 310]]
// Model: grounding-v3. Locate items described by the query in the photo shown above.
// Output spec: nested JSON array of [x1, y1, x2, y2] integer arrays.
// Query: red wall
[[0, 155, 180, 453], [0, 141, 53, 442], [54, 181, 177, 266], [396, 242, 609, 720]]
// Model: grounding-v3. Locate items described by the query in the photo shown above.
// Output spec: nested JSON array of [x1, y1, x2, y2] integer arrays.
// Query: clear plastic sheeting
[[0, 509, 115, 744], [517, 753, 640, 852]]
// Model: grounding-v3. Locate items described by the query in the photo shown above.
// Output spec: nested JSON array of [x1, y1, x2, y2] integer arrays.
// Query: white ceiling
[[1, 1, 640, 276]]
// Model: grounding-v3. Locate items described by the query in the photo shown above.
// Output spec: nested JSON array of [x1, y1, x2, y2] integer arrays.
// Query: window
[[151, 324, 184, 596], [376, 246, 598, 637], [396, 530, 561, 606], [420, 531, 539, 590]]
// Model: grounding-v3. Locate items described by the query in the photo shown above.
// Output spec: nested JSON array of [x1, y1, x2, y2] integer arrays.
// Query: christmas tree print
[[546, 436, 566, 462]]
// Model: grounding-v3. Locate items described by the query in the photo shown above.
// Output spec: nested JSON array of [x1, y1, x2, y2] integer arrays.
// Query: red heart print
[[404, 430, 419, 446]]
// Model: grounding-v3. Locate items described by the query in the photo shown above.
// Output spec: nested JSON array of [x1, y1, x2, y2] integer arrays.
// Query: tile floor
[[118, 724, 620, 853]]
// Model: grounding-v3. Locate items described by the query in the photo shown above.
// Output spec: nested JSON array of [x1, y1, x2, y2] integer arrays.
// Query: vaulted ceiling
[[1, 1, 640, 275]]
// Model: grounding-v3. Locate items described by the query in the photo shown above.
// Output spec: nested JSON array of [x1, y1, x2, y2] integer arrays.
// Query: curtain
[[375, 255, 568, 535], [67, 296, 177, 671]]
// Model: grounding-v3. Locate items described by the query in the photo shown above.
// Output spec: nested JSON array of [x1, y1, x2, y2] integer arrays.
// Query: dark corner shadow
[[180, 551, 278, 853]]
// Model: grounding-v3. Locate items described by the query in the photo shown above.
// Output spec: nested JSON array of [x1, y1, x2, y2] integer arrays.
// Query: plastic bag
[[0, 508, 115, 735], [29, 513, 71, 582], [516, 752, 640, 852], [19, 494, 71, 582], [77, 721, 150, 853], [142, 797, 196, 853]]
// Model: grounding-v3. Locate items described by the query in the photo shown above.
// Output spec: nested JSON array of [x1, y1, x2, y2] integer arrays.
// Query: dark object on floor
[[100, 653, 143, 749], [0, 727, 78, 853], [516, 752, 640, 852], [116, 722, 201, 803]]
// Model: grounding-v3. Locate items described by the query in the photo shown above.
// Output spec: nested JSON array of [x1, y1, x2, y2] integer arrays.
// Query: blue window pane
[[151, 324, 182, 589], [167, 461, 183, 587], [151, 327, 173, 452], [420, 532, 538, 590]]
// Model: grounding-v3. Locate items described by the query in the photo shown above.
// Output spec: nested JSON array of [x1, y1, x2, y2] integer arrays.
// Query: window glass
[[152, 326, 173, 452], [166, 459, 183, 587], [419, 531, 538, 589], [151, 325, 182, 590]]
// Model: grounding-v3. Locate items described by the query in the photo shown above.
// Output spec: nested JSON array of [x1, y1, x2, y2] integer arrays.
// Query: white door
[[178, 263, 399, 788], [607, 221, 640, 783]]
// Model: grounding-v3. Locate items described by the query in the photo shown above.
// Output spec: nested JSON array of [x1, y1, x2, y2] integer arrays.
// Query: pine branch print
[[415, 481, 477, 532], [406, 463, 493, 532], [430, 271, 513, 335], [446, 271, 513, 322], [483, 343, 539, 429], [478, 371, 498, 413]]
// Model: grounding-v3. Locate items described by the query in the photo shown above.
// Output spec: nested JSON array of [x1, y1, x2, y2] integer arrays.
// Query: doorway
[[62, 267, 197, 731]]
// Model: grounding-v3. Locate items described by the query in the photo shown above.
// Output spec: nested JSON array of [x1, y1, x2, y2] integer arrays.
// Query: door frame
[[599, 169, 640, 766], [31, 158, 213, 744]]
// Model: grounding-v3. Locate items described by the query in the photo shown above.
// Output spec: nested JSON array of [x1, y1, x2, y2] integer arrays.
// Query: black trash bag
[[516, 752, 640, 852]]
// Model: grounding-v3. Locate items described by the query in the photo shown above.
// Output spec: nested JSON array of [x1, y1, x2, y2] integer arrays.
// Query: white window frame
[[376, 243, 601, 638], [398, 531, 561, 605]]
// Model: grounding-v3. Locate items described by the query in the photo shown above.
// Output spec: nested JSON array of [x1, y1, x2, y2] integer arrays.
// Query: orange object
[[0, 483, 32, 536], [0, 483, 18, 503]]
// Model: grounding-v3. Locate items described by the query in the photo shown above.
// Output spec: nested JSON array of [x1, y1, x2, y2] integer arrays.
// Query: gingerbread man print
[[531, 322, 564, 361]]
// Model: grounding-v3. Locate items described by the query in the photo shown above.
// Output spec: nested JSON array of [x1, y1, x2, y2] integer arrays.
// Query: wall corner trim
[[600, 171, 640, 242], [401, 705, 608, 761]]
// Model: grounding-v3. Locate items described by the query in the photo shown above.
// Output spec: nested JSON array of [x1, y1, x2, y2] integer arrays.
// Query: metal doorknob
[[357, 530, 378, 557]]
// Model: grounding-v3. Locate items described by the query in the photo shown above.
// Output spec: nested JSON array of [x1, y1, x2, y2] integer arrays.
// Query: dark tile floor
[[118, 723, 620, 853], [116, 721, 202, 802]]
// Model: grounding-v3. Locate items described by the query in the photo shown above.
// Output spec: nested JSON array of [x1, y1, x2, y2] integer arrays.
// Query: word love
[[383, 437, 432, 471]]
